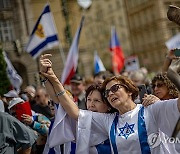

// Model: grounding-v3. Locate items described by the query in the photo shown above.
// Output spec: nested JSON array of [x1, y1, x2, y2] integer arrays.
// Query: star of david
[[118, 122, 135, 139]]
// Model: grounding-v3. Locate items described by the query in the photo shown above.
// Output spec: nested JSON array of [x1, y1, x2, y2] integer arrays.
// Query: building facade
[[1, 0, 179, 90], [0, 0, 69, 89], [70, 0, 132, 74], [125, 0, 180, 72]]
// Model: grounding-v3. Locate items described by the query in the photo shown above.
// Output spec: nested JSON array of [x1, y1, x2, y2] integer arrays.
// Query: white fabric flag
[[43, 104, 75, 154], [61, 16, 85, 85], [94, 51, 106, 74], [25, 4, 59, 59], [165, 33, 180, 50], [3, 51, 22, 93]]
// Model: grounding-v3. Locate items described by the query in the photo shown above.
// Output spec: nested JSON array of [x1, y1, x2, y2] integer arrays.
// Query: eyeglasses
[[104, 84, 123, 98], [152, 83, 164, 89]]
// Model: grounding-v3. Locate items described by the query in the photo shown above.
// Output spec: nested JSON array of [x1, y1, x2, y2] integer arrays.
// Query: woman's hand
[[142, 94, 160, 107], [39, 54, 52, 73], [39, 54, 59, 83]]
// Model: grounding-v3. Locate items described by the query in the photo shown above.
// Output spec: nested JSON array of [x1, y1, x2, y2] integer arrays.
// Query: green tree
[[0, 48, 10, 96]]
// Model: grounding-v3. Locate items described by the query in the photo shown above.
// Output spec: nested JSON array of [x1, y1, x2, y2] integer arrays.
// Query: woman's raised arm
[[39, 54, 79, 120]]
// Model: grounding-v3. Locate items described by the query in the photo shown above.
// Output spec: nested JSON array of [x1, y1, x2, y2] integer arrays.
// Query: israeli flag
[[3, 51, 22, 93], [26, 4, 59, 59], [94, 51, 106, 74]]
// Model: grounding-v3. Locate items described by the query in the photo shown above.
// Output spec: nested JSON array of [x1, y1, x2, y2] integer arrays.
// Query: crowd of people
[[38, 48, 179, 154], [0, 48, 180, 154], [0, 4, 180, 154]]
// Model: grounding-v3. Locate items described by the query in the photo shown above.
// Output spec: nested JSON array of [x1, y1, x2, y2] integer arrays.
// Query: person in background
[[23, 85, 37, 110], [0, 111, 37, 154], [151, 73, 179, 100], [33, 87, 54, 120], [129, 70, 146, 87], [70, 74, 86, 110], [142, 73, 179, 153], [94, 71, 113, 87], [8, 97, 26, 118], [22, 113, 51, 154], [84, 76, 94, 90], [3, 90, 18, 112]]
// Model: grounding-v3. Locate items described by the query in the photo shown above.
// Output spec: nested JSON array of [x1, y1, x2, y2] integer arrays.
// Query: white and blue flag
[[165, 33, 180, 50], [3, 51, 22, 93], [94, 51, 106, 74], [26, 4, 59, 59]]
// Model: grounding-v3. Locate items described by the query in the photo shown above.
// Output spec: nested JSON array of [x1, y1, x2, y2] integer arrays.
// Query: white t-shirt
[[79, 99, 180, 154]]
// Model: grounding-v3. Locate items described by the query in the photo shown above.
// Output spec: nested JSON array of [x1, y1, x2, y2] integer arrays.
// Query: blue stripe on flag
[[30, 35, 58, 57], [138, 106, 151, 154]]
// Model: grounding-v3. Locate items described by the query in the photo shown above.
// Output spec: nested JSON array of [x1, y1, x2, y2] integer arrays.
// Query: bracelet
[[41, 78, 48, 83], [56, 90, 65, 97]]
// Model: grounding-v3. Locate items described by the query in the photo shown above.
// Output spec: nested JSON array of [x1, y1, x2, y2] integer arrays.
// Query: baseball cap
[[8, 97, 24, 109], [4, 90, 18, 98], [70, 74, 83, 83]]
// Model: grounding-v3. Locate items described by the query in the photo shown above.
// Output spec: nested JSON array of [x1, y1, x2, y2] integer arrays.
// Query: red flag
[[61, 17, 85, 85], [110, 27, 125, 74]]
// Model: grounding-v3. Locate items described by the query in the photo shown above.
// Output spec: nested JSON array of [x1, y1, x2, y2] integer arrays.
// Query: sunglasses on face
[[152, 83, 164, 89], [104, 84, 123, 98]]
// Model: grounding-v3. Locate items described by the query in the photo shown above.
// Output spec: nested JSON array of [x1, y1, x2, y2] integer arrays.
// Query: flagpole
[[48, 2, 66, 66], [58, 43, 65, 66]]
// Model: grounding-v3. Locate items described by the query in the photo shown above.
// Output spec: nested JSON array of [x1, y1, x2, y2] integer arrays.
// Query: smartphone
[[138, 84, 148, 103], [174, 49, 180, 57]]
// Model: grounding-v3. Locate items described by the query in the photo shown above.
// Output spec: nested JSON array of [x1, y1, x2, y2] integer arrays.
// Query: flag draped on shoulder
[[61, 16, 85, 85], [26, 4, 59, 59], [94, 51, 106, 74], [3, 51, 22, 93], [110, 27, 125, 74]]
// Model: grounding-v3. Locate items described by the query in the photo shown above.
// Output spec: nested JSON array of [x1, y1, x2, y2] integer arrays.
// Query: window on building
[[108, 4, 113, 13], [116, 0, 121, 8], [119, 16, 123, 26], [0, 20, 14, 42], [110, 17, 115, 25], [96, 10, 103, 21], [0, 0, 12, 9]]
